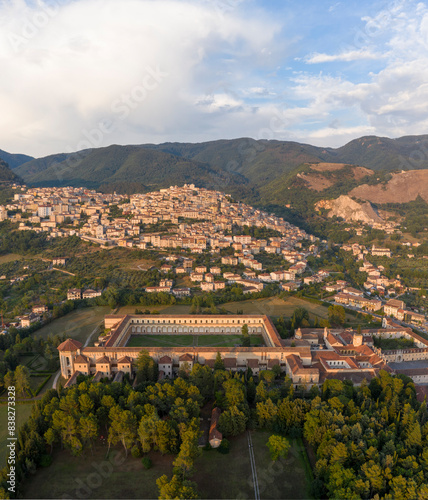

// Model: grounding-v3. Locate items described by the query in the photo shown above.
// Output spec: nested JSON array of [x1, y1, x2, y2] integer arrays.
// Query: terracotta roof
[[247, 358, 259, 368], [57, 338, 83, 352], [395, 368, 428, 376], [205, 359, 215, 368], [117, 356, 132, 364], [74, 354, 88, 364], [159, 355, 172, 364], [179, 353, 193, 362], [96, 356, 111, 364], [64, 371, 80, 388], [223, 358, 237, 368], [286, 354, 303, 374], [209, 407, 223, 442]]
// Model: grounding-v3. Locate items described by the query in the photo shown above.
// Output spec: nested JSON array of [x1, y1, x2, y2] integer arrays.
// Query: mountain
[[15, 144, 247, 193], [143, 138, 337, 186], [0, 159, 23, 184], [331, 135, 428, 171], [13, 151, 89, 179], [14, 135, 428, 196], [0, 149, 34, 170]]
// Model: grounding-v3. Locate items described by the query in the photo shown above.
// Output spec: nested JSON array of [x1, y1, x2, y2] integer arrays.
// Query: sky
[[1, 0, 428, 157]]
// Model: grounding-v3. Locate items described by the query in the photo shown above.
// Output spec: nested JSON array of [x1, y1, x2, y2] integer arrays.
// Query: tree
[[44, 427, 56, 454], [155, 420, 178, 455], [223, 379, 246, 409], [214, 352, 224, 371], [4, 370, 14, 389], [241, 323, 251, 346], [135, 351, 158, 383], [328, 305, 346, 326], [218, 406, 247, 436], [138, 410, 159, 453], [173, 419, 200, 479], [267, 434, 290, 461], [189, 364, 214, 400], [79, 393, 94, 415], [14, 365, 31, 396], [108, 407, 137, 457], [156, 474, 199, 499], [79, 414, 98, 452]]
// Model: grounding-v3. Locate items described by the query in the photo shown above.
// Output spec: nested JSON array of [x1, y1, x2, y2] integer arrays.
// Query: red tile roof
[[209, 407, 223, 442], [117, 356, 132, 364], [57, 338, 83, 352], [179, 353, 193, 362], [96, 356, 111, 364], [74, 354, 89, 364]]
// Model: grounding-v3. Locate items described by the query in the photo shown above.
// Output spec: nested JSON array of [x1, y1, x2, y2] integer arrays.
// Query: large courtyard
[[126, 334, 265, 348]]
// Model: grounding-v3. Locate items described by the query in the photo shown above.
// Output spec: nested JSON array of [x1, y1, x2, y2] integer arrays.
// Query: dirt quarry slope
[[316, 195, 383, 224], [298, 163, 375, 192], [350, 170, 428, 203]]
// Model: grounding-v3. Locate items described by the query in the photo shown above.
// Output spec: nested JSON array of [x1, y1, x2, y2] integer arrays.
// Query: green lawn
[[21, 444, 174, 499], [194, 432, 313, 499], [19, 353, 49, 371], [0, 404, 34, 468], [20, 432, 313, 499], [126, 334, 265, 348], [127, 334, 195, 347], [196, 334, 264, 347], [35, 306, 111, 345]]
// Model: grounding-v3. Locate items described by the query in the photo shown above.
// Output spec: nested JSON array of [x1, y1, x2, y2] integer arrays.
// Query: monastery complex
[[57, 312, 428, 389]]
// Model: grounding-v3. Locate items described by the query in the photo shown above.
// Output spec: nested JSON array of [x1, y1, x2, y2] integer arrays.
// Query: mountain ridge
[[4, 134, 428, 199]]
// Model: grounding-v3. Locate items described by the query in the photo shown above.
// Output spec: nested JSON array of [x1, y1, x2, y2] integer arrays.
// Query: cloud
[[0, 0, 282, 156], [1, 0, 428, 157], [305, 49, 382, 64]]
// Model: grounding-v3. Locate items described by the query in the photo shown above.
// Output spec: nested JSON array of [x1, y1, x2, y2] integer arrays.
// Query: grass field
[[221, 296, 360, 323], [35, 306, 111, 344], [221, 296, 330, 319], [0, 404, 34, 468], [0, 253, 23, 265], [195, 432, 313, 499], [20, 431, 313, 499], [116, 304, 191, 315], [126, 334, 264, 348]]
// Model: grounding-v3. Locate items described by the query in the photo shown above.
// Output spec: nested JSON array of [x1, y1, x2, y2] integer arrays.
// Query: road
[[247, 431, 260, 500]]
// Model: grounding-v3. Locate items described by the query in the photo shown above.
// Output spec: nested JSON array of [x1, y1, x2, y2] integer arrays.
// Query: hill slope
[[0, 149, 33, 170], [17, 144, 247, 193], [9, 134, 428, 197], [0, 159, 23, 184]]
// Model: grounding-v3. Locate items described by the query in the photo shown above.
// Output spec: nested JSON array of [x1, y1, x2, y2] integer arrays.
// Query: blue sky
[[1, 0, 428, 156]]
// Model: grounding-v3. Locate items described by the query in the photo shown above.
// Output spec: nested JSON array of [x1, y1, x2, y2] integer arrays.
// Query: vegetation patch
[[373, 336, 415, 351], [0, 404, 34, 468]]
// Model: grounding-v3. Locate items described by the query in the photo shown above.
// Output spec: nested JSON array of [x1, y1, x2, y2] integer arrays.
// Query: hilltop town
[[0, 183, 426, 333], [6, 183, 310, 249]]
